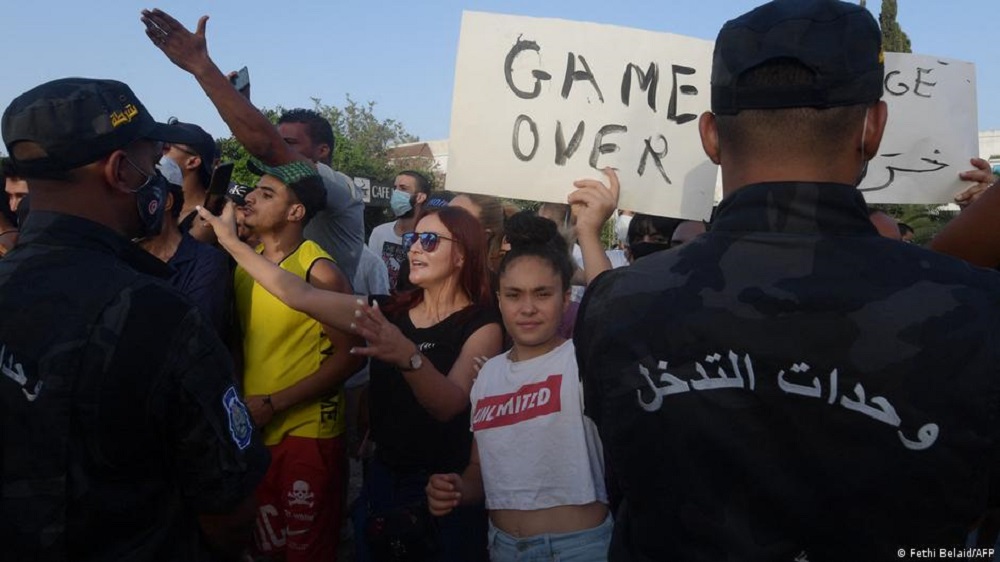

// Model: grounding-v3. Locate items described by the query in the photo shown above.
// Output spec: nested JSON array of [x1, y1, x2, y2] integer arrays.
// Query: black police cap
[[165, 119, 217, 180], [1, 77, 200, 178], [711, 0, 884, 115]]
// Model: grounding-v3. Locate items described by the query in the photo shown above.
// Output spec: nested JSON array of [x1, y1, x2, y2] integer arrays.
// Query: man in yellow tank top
[[139, 12, 363, 557], [234, 158, 363, 561]]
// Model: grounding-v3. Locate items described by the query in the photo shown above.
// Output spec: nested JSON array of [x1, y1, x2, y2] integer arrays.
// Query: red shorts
[[252, 435, 346, 561]]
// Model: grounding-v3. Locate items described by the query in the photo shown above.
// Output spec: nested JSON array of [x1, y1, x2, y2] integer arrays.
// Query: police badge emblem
[[222, 386, 252, 450]]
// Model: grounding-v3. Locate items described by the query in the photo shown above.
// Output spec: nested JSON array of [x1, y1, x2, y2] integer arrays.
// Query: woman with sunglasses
[[197, 203, 502, 562]]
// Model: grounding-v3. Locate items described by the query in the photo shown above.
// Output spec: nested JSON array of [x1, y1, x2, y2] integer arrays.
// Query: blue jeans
[[352, 457, 488, 562], [487, 514, 612, 562]]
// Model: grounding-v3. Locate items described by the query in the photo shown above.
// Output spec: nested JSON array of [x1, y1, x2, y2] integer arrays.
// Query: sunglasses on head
[[402, 232, 454, 252]]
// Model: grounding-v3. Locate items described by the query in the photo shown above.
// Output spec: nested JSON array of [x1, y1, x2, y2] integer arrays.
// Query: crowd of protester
[[2, 1, 1000, 561]]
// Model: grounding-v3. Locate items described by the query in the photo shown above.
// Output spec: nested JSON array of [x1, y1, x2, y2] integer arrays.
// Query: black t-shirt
[[0, 212, 269, 561], [369, 300, 499, 474], [576, 183, 1000, 562]]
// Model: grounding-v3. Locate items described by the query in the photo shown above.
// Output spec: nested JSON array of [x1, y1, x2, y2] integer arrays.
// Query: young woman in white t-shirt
[[425, 172, 619, 562]]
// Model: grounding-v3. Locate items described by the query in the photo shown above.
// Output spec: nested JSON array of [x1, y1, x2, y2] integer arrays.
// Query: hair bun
[[506, 210, 568, 253]]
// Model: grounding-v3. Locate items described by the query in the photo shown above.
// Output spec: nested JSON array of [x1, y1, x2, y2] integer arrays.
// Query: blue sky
[[2, 0, 997, 144]]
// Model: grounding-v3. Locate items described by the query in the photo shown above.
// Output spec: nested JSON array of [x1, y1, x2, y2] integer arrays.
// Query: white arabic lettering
[[839, 382, 902, 427], [637, 361, 691, 412], [777, 363, 822, 398], [898, 423, 939, 451], [633, 351, 939, 451], [729, 350, 755, 391], [690, 353, 744, 391]]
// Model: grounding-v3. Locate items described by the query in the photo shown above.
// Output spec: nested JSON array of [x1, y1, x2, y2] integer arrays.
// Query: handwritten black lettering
[[884, 70, 909, 96], [589, 124, 626, 169], [668, 65, 698, 125], [914, 67, 937, 98], [562, 52, 605, 103], [504, 37, 552, 100], [638, 134, 671, 184], [859, 150, 949, 193], [512, 114, 539, 162], [554, 120, 586, 166], [621, 62, 659, 112]]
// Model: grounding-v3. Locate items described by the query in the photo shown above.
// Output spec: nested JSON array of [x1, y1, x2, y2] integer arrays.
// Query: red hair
[[384, 206, 494, 315]]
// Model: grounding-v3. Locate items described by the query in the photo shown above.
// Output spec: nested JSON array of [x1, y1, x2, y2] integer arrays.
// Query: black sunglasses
[[402, 232, 454, 252]]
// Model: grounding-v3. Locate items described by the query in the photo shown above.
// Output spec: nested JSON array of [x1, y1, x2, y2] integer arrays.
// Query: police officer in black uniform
[[576, 1, 1000, 560], [0, 78, 269, 561]]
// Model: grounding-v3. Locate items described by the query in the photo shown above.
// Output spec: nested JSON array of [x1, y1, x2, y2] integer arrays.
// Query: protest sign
[[447, 11, 717, 220], [448, 12, 978, 215], [859, 53, 978, 204]]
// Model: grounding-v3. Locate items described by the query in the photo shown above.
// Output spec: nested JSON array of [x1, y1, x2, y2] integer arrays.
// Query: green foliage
[[215, 97, 423, 186], [871, 203, 955, 245], [217, 107, 280, 186], [879, 0, 912, 54], [311, 95, 420, 180]]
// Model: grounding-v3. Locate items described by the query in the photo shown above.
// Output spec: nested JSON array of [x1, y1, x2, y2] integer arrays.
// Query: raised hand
[[195, 201, 240, 250], [955, 157, 998, 209], [568, 167, 621, 236], [349, 300, 418, 369], [141, 9, 213, 76]]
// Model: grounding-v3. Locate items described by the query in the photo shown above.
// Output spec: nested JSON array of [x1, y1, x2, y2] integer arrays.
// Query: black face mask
[[125, 156, 167, 238], [629, 241, 671, 260]]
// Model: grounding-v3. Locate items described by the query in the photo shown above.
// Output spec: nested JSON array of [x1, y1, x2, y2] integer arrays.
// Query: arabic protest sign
[[859, 53, 978, 204], [447, 12, 978, 215], [447, 11, 717, 220]]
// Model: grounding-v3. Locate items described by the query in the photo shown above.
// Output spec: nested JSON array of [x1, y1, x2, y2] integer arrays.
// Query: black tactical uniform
[[578, 182, 1000, 561], [0, 78, 269, 561], [1, 213, 269, 560], [576, 1, 1000, 561]]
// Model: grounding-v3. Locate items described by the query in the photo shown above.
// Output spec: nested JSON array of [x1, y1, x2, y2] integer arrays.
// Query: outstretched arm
[[197, 203, 359, 330], [140, 9, 302, 167]]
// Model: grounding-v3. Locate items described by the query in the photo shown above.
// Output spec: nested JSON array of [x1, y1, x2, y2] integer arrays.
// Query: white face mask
[[615, 213, 633, 244]]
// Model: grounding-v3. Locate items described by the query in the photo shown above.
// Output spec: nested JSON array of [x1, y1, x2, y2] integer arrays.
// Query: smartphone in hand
[[208, 163, 235, 197], [230, 66, 250, 91]]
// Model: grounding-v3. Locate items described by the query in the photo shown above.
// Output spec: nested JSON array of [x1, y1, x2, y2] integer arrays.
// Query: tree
[[216, 97, 428, 187], [217, 107, 280, 186], [311, 95, 425, 180], [879, 0, 911, 54]]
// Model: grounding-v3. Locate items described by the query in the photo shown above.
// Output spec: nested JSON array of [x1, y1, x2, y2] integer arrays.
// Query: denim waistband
[[487, 513, 613, 552]]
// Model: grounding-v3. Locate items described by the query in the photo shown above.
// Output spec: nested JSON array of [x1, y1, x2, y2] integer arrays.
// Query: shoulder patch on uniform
[[222, 386, 252, 450]]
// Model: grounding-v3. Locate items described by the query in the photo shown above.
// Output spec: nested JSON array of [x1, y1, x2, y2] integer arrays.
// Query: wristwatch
[[399, 351, 423, 372]]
